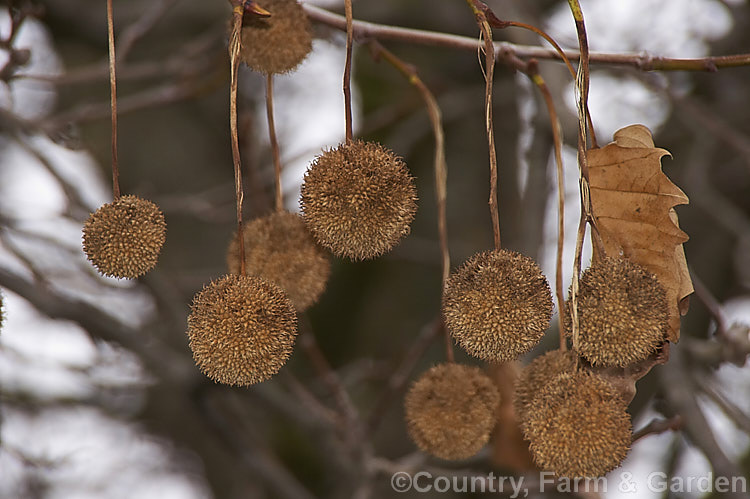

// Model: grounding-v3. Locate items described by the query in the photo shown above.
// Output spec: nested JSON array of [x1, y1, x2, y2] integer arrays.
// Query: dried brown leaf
[[587, 124, 693, 342]]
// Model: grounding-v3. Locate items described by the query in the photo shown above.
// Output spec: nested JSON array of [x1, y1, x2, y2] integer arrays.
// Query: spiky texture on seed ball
[[187, 274, 297, 386], [442, 249, 553, 362], [227, 211, 330, 311], [300, 140, 418, 260], [514, 349, 577, 430], [0, 292, 4, 332], [240, 0, 313, 74], [82, 195, 166, 279], [524, 371, 631, 478], [574, 256, 668, 367], [404, 363, 500, 460]]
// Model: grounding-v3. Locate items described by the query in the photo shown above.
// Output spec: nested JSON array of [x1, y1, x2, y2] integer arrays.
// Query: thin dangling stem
[[567, 0, 591, 352], [525, 61, 567, 351], [366, 41, 453, 363], [266, 74, 283, 212], [106, 0, 121, 199], [343, 0, 354, 143], [230, 1, 248, 275], [466, 0, 501, 250]]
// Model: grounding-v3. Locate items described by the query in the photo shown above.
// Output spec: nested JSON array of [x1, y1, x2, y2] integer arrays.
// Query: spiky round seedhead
[[187, 274, 297, 386], [523, 372, 631, 478], [227, 211, 330, 311], [514, 349, 577, 430], [82, 195, 166, 279], [404, 363, 500, 460], [574, 256, 668, 367], [300, 140, 418, 260], [442, 249, 553, 362], [240, 0, 313, 74], [0, 291, 4, 332]]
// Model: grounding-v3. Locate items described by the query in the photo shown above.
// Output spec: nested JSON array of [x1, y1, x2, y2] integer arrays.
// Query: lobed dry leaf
[[587, 124, 693, 342]]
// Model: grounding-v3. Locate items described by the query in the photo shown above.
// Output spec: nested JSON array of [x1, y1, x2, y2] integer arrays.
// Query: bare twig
[[302, 4, 750, 72], [116, 0, 180, 62], [298, 319, 360, 430], [690, 268, 730, 336], [0, 267, 189, 382], [631, 416, 683, 443], [693, 376, 750, 435], [194, 389, 316, 499], [367, 318, 443, 435], [658, 349, 747, 496]]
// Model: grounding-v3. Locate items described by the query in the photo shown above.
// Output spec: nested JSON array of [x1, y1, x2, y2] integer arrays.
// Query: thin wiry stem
[[106, 0, 121, 199], [343, 0, 354, 142], [230, 1, 247, 275], [478, 3, 599, 148], [525, 61, 567, 351], [466, 0, 501, 250], [266, 74, 283, 212], [366, 41, 453, 363], [567, 0, 591, 352]]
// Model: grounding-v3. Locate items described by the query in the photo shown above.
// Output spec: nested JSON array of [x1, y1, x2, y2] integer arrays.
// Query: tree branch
[[302, 4, 750, 71]]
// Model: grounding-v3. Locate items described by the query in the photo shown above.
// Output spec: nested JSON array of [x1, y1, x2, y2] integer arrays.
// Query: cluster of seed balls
[[404, 249, 552, 461], [183, 0, 419, 387], [405, 253, 668, 478], [510, 256, 668, 477]]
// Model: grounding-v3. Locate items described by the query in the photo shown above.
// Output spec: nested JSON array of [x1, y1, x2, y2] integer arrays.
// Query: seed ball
[[240, 0, 313, 74], [574, 256, 668, 367], [514, 349, 577, 430], [404, 363, 500, 460], [300, 140, 418, 260], [82, 195, 166, 279], [442, 249, 553, 362], [227, 211, 330, 311], [187, 273, 297, 386], [0, 292, 4, 332], [523, 371, 631, 477]]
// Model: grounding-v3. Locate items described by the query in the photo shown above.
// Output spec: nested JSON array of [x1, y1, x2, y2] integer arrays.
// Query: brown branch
[[690, 268, 730, 336], [116, 0, 180, 62], [631, 416, 683, 443], [298, 319, 360, 433], [658, 349, 747, 495], [0, 266, 189, 382], [693, 376, 750, 435], [302, 4, 750, 72], [367, 318, 443, 436]]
